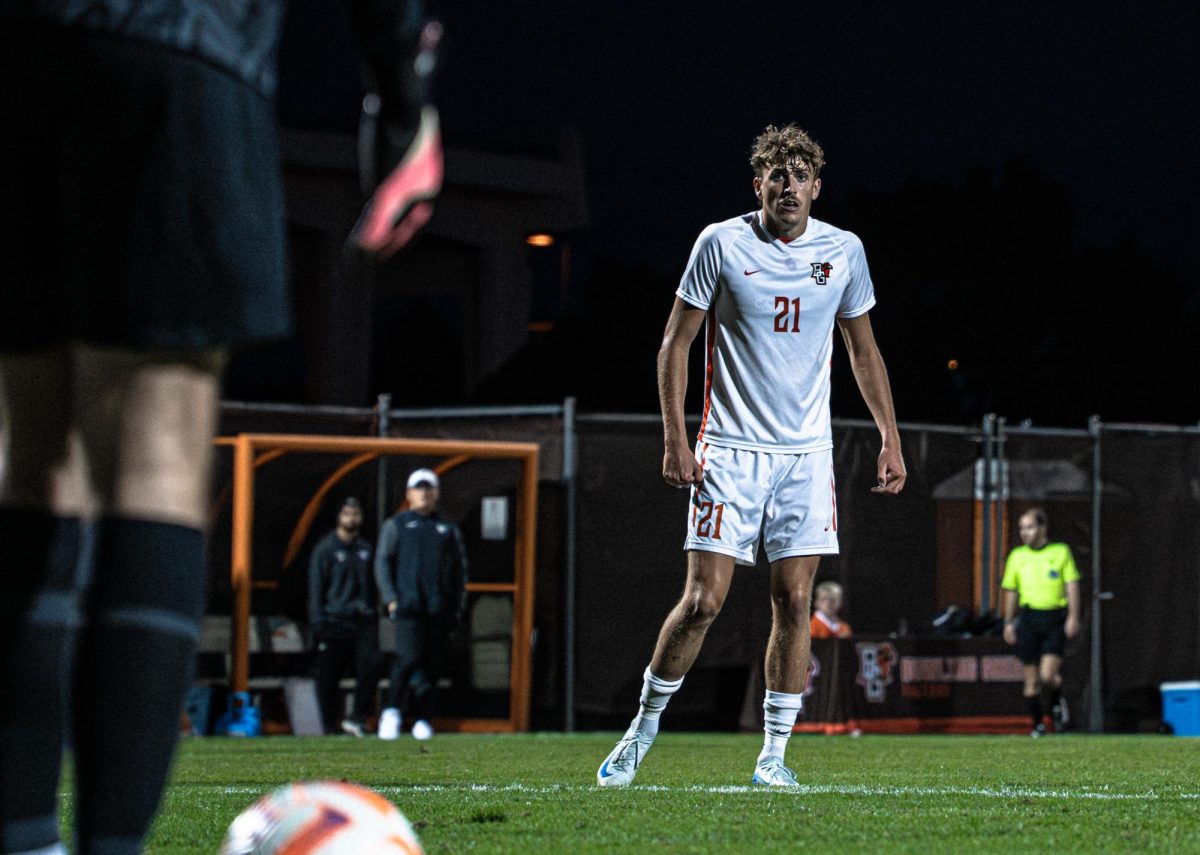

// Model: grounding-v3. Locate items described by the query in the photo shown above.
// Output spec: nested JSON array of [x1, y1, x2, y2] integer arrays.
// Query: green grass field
[[63, 733, 1200, 854]]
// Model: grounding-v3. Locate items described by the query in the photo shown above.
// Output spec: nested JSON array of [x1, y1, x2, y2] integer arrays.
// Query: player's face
[[1018, 514, 1046, 547], [407, 484, 439, 514], [754, 157, 821, 239], [337, 505, 362, 535]]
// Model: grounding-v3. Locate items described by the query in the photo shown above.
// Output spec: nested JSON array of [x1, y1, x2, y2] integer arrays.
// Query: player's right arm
[[1002, 589, 1019, 646], [1001, 553, 1020, 645], [657, 297, 707, 487]]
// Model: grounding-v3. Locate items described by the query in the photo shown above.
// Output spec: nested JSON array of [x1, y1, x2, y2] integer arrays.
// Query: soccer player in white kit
[[597, 124, 906, 788]]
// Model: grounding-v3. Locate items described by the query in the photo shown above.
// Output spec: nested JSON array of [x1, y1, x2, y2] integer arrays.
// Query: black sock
[[72, 520, 206, 855], [0, 513, 87, 854], [1027, 694, 1043, 729], [0, 509, 63, 658]]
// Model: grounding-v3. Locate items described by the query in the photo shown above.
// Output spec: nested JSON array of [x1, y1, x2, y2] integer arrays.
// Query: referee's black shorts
[[1015, 607, 1068, 664]]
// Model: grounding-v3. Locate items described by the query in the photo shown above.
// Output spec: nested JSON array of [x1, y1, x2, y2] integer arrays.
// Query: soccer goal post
[[216, 433, 539, 732]]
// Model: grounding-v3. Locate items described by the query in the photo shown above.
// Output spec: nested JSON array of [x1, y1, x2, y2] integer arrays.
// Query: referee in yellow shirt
[[1001, 507, 1081, 736]]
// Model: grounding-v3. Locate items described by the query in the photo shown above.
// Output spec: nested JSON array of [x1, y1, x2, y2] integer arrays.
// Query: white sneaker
[[411, 719, 434, 740], [378, 707, 401, 741], [752, 756, 800, 787], [340, 719, 366, 738], [596, 728, 655, 787]]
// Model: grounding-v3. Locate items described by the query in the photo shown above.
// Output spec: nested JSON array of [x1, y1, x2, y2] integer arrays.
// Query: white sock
[[758, 689, 804, 763], [628, 666, 683, 739]]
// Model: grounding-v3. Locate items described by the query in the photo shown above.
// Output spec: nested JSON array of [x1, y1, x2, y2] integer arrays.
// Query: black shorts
[[1015, 608, 1067, 664], [0, 23, 291, 351]]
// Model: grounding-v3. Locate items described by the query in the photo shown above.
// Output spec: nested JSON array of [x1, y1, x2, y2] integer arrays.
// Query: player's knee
[[771, 586, 810, 626], [678, 591, 723, 629]]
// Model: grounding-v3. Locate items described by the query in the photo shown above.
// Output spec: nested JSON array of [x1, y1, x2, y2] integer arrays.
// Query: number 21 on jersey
[[693, 499, 725, 539], [774, 296, 800, 333]]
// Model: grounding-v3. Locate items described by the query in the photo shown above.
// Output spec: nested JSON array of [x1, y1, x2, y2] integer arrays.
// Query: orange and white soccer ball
[[220, 781, 423, 855]]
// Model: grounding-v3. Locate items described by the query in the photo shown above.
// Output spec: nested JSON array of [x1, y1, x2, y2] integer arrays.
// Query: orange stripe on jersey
[[697, 308, 717, 440], [830, 474, 838, 532]]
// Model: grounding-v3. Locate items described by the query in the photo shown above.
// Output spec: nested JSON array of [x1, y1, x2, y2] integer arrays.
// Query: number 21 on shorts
[[693, 499, 725, 539]]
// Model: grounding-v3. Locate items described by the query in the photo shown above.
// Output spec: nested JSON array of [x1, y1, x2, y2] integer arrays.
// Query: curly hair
[[749, 124, 825, 175]]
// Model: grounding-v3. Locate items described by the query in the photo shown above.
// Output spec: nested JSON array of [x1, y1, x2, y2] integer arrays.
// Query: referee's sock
[[1044, 685, 1063, 727], [72, 520, 206, 855], [1026, 695, 1044, 731], [0, 514, 88, 855]]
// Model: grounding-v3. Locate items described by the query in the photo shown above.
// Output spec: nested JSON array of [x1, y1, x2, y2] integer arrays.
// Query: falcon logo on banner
[[855, 641, 897, 703]]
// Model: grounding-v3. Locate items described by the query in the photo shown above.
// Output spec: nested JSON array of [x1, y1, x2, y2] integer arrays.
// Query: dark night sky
[[279, 1, 1200, 423], [428, 1, 1199, 276]]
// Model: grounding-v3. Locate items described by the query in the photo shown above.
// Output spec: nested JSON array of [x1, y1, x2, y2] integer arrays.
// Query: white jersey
[[676, 212, 876, 452]]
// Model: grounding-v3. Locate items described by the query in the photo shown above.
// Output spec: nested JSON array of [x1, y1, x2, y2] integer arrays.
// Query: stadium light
[[525, 233, 555, 247]]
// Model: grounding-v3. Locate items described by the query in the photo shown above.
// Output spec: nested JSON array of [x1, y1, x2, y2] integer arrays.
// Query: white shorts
[[683, 441, 838, 566]]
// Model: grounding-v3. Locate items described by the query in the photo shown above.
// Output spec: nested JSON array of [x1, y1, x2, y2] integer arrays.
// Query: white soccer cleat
[[596, 729, 655, 787], [378, 707, 401, 741], [751, 757, 800, 788], [411, 719, 434, 740]]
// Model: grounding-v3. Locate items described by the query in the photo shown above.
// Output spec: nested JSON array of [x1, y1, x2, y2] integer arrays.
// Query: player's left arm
[[837, 312, 906, 494], [1063, 548, 1082, 638], [1064, 581, 1082, 638]]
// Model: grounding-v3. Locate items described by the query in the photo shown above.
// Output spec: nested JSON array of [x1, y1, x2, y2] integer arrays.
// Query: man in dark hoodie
[[308, 497, 380, 737], [374, 468, 468, 741]]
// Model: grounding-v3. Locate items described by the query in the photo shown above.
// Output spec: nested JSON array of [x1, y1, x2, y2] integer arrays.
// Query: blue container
[[1160, 681, 1200, 737], [213, 691, 261, 737]]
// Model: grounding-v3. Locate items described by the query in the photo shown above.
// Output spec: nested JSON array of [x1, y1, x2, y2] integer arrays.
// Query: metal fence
[[210, 399, 1200, 734]]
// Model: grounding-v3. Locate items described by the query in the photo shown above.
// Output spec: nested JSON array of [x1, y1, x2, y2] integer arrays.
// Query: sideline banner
[[794, 636, 1029, 734]]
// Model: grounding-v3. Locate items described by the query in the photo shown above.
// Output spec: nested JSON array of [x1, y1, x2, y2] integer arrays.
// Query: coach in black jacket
[[308, 497, 380, 736], [374, 468, 468, 740]]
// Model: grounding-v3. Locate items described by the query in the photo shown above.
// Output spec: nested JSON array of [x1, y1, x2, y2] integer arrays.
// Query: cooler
[[1160, 681, 1200, 736]]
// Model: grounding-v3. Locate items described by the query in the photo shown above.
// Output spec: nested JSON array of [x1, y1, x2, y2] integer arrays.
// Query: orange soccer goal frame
[[213, 433, 539, 733]]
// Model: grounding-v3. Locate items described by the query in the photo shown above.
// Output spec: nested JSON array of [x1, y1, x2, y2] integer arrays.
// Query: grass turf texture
[[60, 734, 1200, 853]]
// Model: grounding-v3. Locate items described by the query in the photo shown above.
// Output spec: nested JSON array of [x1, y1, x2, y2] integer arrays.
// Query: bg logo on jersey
[[855, 642, 897, 703], [810, 262, 832, 285]]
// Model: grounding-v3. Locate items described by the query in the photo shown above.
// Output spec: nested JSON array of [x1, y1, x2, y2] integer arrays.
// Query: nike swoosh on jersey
[[744, 269, 762, 276]]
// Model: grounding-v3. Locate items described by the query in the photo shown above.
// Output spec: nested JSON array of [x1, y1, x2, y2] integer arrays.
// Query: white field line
[[202, 783, 1200, 802]]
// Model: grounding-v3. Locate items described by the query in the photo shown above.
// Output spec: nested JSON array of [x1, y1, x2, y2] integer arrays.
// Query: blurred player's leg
[[1022, 663, 1044, 736], [348, 623, 382, 732], [752, 556, 818, 788], [69, 348, 219, 854], [316, 636, 353, 735], [0, 352, 91, 855], [381, 616, 423, 740], [597, 551, 733, 787], [1039, 654, 1064, 732]]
